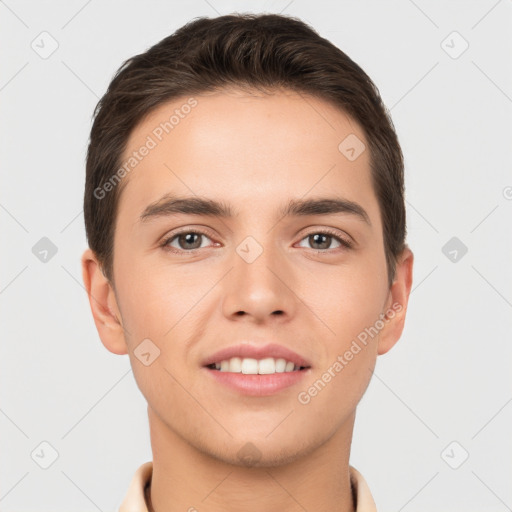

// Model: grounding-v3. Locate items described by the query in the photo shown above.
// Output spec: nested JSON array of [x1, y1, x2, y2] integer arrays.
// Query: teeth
[[258, 357, 275, 374], [229, 357, 242, 373], [241, 358, 259, 374], [285, 361, 295, 372], [275, 358, 287, 373], [213, 357, 303, 374]]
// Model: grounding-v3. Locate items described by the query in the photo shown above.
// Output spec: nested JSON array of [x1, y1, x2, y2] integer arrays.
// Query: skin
[[82, 87, 413, 512]]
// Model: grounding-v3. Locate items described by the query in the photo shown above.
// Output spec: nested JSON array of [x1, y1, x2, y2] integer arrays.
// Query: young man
[[82, 13, 413, 512]]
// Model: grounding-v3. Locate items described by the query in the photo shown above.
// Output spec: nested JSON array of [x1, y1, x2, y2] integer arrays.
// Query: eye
[[159, 228, 352, 254], [297, 230, 353, 251], [161, 230, 215, 253]]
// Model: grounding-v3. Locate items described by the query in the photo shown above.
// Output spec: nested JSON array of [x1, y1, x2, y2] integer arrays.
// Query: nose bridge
[[235, 234, 282, 292], [223, 233, 295, 319]]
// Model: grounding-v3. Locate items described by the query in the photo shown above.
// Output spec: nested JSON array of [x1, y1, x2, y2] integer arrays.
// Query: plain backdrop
[[1, 1, 511, 510]]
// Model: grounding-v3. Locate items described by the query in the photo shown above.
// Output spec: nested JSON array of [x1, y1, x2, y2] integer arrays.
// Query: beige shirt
[[118, 461, 377, 511]]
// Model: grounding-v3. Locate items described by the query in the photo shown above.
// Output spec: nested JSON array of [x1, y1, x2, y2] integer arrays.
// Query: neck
[[146, 407, 356, 512]]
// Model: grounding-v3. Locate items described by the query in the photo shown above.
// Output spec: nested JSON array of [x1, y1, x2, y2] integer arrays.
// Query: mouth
[[205, 357, 310, 374], [203, 360, 311, 396], [201, 343, 312, 395]]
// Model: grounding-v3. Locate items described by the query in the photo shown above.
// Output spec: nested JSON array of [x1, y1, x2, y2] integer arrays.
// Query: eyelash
[[159, 228, 353, 255]]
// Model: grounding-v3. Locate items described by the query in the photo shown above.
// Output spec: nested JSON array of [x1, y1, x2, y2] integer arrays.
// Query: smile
[[206, 356, 309, 374]]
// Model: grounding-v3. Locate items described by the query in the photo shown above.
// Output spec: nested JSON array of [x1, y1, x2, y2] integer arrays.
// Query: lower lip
[[203, 367, 311, 396]]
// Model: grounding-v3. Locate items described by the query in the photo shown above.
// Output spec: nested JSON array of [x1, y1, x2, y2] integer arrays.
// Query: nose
[[221, 240, 298, 324]]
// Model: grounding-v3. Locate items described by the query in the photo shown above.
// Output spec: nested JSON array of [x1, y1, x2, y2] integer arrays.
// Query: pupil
[[180, 233, 201, 249], [311, 233, 329, 250]]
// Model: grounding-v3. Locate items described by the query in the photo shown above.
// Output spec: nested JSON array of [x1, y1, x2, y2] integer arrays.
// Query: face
[[84, 87, 413, 467]]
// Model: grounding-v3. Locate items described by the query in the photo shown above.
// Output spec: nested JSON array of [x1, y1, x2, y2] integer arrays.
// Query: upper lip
[[202, 343, 311, 368]]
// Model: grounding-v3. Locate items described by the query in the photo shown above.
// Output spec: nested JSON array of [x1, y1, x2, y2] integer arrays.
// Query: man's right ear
[[81, 249, 128, 355]]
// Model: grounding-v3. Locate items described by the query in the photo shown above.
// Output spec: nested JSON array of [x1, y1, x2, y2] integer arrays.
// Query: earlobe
[[377, 246, 414, 355], [81, 249, 128, 355]]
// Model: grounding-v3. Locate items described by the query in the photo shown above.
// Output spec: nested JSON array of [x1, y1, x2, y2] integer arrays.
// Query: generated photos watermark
[[93, 97, 198, 200], [297, 301, 403, 405]]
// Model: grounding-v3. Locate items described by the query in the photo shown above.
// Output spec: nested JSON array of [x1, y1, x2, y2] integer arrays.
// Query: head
[[82, 13, 413, 467]]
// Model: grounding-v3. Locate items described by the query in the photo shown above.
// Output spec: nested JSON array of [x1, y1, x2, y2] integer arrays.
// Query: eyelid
[[161, 225, 216, 239]]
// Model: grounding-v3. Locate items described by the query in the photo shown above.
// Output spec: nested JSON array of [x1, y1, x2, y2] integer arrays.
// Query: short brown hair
[[84, 13, 407, 287]]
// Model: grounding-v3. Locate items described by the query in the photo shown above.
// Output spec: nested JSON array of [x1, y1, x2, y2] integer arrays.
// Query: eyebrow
[[140, 194, 371, 226]]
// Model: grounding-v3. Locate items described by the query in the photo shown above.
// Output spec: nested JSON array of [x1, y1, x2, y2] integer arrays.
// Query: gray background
[[1, 0, 511, 510]]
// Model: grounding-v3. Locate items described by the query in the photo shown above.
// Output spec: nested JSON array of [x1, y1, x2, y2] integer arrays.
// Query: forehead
[[117, 88, 378, 222]]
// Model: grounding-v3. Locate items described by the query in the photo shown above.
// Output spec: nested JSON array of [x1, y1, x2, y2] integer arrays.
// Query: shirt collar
[[118, 461, 377, 512]]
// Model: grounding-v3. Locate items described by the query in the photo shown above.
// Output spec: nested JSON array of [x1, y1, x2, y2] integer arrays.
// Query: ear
[[377, 246, 414, 355], [81, 248, 128, 355]]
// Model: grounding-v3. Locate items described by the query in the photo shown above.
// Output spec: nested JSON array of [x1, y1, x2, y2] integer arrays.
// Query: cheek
[[297, 286, 380, 423], [303, 263, 384, 409], [115, 261, 214, 396], [308, 260, 387, 343], [115, 255, 210, 339]]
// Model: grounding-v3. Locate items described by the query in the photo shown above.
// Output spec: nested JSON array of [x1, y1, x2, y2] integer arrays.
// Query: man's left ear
[[377, 246, 414, 355]]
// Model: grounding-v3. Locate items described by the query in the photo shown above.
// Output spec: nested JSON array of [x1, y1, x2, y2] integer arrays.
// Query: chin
[[200, 434, 317, 469]]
